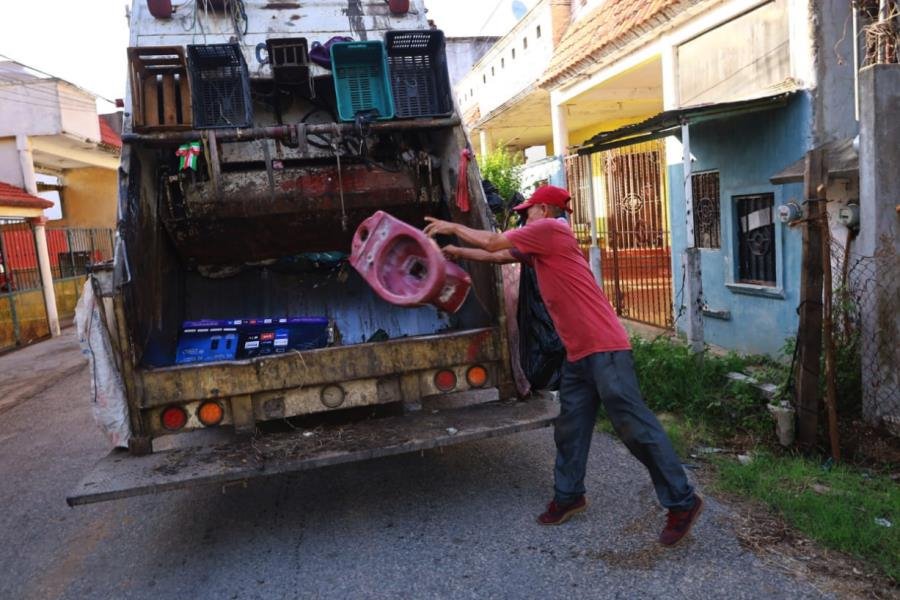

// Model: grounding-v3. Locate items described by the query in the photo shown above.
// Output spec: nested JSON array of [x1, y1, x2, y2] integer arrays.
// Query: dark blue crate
[[385, 29, 453, 118], [186, 44, 253, 128]]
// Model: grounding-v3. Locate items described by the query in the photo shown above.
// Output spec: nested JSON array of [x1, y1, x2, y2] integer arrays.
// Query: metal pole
[[853, 2, 860, 120], [877, 0, 889, 63], [821, 211, 841, 462], [681, 120, 704, 352], [585, 155, 603, 289]]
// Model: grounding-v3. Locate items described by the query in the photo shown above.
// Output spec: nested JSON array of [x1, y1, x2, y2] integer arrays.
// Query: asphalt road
[[0, 334, 832, 599]]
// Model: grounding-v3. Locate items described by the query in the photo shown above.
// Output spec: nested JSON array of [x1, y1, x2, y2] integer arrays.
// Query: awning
[[769, 136, 858, 184], [576, 91, 797, 155]]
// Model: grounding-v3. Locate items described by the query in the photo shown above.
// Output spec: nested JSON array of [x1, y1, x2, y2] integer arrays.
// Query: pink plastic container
[[350, 211, 472, 313]]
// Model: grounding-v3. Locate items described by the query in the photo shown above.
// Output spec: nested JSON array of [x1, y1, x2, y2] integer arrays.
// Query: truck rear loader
[[68, 0, 555, 507]]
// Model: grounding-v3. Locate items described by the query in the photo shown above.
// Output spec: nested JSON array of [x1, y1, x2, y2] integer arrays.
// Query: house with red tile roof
[[0, 59, 122, 347], [0, 58, 121, 229]]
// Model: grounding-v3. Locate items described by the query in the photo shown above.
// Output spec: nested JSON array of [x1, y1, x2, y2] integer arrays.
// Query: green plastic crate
[[330, 41, 395, 122]]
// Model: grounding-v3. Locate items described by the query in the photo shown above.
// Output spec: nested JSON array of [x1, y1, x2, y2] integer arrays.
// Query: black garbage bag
[[482, 179, 504, 213], [517, 263, 565, 391]]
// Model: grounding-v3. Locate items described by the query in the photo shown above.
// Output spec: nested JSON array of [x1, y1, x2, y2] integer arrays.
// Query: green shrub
[[629, 336, 771, 434], [478, 144, 523, 231]]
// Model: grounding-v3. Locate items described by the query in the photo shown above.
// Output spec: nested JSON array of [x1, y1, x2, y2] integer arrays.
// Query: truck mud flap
[[67, 396, 557, 506]]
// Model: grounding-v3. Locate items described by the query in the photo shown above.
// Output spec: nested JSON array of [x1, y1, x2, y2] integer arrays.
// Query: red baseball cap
[[512, 185, 573, 213]]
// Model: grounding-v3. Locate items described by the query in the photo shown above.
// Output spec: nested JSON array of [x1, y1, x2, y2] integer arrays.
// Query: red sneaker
[[659, 493, 704, 546], [537, 496, 588, 525]]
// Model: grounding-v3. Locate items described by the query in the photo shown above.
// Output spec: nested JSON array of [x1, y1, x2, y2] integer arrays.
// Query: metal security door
[[598, 141, 673, 329]]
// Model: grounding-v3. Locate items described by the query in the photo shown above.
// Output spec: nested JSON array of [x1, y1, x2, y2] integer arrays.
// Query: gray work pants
[[553, 350, 695, 511]]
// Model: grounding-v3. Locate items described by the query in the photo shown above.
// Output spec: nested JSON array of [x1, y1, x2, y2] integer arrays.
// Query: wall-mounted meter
[[778, 202, 802, 223], [837, 203, 860, 229]]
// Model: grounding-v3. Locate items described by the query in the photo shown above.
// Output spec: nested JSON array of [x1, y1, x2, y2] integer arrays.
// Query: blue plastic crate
[[330, 41, 395, 122]]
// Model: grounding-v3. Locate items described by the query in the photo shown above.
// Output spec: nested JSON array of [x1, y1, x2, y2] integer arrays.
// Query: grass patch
[[715, 452, 900, 582], [630, 335, 781, 435], [597, 412, 714, 459]]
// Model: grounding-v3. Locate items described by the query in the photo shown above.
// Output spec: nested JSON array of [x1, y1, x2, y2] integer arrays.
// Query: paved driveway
[[0, 334, 830, 599]]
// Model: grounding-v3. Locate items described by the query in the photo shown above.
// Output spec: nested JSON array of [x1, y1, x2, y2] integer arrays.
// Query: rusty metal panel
[[67, 394, 557, 507], [137, 327, 502, 407], [162, 164, 426, 264]]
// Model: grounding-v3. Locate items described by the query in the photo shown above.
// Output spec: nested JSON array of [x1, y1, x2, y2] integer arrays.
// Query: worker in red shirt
[[424, 184, 702, 546]]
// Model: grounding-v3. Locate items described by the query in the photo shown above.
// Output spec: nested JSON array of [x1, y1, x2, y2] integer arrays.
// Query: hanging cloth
[[176, 141, 202, 171], [456, 148, 472, 213]]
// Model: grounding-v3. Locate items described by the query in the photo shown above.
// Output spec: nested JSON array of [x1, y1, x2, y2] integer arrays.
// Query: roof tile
[[98, 116, 122, 149], [0, 182, 54, 210], [540, 0, 706, 89]]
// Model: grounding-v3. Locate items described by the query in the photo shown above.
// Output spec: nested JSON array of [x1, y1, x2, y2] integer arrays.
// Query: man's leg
[[587, 350, 694, 511], [553, 359, 600, 505]]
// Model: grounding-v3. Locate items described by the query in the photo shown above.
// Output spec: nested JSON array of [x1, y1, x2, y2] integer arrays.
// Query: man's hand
[[423, 217, 457, 238], [441, 244, 463, 259]]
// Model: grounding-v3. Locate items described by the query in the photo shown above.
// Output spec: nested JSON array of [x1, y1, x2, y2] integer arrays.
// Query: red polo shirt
[[505, 218, 631, 361]]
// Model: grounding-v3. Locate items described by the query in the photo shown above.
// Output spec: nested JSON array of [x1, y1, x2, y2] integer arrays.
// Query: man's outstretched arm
[[442, 245, 519, 264], [423, 217, 514, 253]]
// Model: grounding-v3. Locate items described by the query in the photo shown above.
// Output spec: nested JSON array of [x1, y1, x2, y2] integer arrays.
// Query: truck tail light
[[466, 365, 488, 388], [434, 369, 457, 392], [197, 401, 224, 426], [161, 405, 188, 431]]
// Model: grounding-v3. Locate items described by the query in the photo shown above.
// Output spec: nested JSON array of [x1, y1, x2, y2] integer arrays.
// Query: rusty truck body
[[68, 0, 554, 506]]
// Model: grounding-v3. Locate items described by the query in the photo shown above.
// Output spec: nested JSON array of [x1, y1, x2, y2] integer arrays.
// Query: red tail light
[[161, 405, 188, 431], [434, 369, 457, 392]]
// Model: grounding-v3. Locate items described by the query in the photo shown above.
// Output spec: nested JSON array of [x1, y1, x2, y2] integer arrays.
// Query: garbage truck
[[67, 0, 555, 506]]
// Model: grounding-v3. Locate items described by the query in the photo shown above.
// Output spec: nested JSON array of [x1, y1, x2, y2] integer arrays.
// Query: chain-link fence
[[828, 231, 899, 427]]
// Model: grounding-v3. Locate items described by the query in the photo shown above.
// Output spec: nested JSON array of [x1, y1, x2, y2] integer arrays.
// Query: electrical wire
[[0, 53, 119, 106]]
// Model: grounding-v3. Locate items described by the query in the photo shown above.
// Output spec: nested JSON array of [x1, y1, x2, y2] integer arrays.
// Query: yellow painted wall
[[52, 167, 117, 228], [0, 276, 86, 351]]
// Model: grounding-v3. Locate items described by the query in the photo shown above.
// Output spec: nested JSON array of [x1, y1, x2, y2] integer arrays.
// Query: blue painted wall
[[668, 93, 813, 356]]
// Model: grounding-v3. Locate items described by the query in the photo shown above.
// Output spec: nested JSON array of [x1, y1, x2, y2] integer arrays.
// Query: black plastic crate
[[385, 29, 453, 118], [186, 44, 253, 128]]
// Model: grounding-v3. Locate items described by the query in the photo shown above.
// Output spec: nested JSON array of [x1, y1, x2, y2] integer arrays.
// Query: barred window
[[691, 171, 720, 249], [735, 193, 776, 286]]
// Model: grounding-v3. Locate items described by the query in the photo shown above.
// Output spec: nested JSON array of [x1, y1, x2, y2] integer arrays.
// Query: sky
[[0, 0, 530, 112]]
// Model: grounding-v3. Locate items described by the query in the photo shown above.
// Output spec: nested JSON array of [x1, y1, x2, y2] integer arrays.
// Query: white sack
[[74, 279, 131, 448]]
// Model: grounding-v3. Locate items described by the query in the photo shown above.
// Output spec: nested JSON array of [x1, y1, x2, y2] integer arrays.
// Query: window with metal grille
[[735, 193, 776, 286], [691, 171, 720, 248]]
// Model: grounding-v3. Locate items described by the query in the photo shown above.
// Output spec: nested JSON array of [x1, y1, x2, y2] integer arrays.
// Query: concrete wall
[[0, 82, 62, 138], [446, 37, 499, 87], [857, 64, 900, 425], [457, 1, 555, 117], [57, 83, 101, 143], [50, 167, 117, 229], [0, 138, 24, 189], [668, 93, 812, 356], [811, 0, 858, 145]]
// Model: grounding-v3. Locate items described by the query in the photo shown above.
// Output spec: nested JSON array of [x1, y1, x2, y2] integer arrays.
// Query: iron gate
[[0, 220, 115, 352], [564, 140, 673, 329], [0, 219, 48, 351]]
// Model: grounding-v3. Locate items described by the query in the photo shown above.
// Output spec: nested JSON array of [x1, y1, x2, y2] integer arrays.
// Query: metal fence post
[[66, 228, 79, 298]]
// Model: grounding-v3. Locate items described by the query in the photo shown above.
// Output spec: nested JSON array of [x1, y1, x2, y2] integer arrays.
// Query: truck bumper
[[67, 395, 557, 506]]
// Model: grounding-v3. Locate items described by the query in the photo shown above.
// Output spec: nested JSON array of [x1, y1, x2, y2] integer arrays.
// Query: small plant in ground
[[715, 452, 900, 582]]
